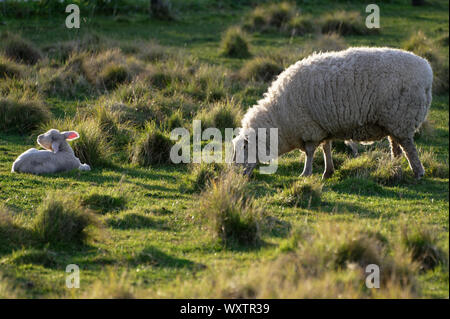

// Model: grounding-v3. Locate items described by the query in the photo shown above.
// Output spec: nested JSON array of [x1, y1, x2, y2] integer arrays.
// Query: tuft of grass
[[82, 191, 128, 215], [306, 33, 348, 53], [0, 97, 51, 134], [320, 11, 374, 36], [220, 27, 251, 58], [403, 31, 449, 95], [0, 55, 23, 79], [153, 222, 418, 298], [189, 162, 224, 192], [337, 151, 405, 185], [32, 192, 99, 246], [131, 122, 174, 166], [196, 169, 263, 247], [401, 223, 448, 271], [239, 57, 283, 82], [71, 118, 113, 167], [280, 176, 323, 208], [1, 34, 42, 65], [243, 2, 298, 33], [165, 109, 184, 132], [419, 149, 449, 178], [0, 206, 31, 252], [100, 64, 131, 90], [196, 99, 242, 131], [288, 14, 316, 36], [41, 54, 91, 99]]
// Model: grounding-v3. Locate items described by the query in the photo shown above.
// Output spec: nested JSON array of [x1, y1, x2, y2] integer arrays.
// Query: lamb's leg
[[388, 136, 402, 159], [397, 137, 424, 179], [322, 140, 335, 179], [301, 142, 316, 177]]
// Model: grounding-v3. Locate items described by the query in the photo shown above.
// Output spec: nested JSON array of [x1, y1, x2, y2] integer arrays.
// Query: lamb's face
[[37, 129, 79, 153]]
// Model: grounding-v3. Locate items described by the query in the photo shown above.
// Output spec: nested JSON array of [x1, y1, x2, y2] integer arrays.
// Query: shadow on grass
[[130, 246, 206, 270], [106, 213, 170, 231]]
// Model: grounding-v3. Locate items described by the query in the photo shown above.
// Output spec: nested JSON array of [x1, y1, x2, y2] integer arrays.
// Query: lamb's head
[[37, 129, 79, 153]]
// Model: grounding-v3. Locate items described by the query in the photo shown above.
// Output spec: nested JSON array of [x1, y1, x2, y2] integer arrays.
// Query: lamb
[[232, 47, 433, 179], [11, 129, 91, 174]]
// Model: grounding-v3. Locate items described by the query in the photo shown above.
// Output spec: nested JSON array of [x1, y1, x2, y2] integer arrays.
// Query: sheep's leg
[[322, 140, 335, 179], [397, 137, 424, 179], [301, 142, 316, 177], [388, 136, 402, 159]]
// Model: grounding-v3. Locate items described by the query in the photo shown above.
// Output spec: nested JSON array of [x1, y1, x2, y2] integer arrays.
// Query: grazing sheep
[[232, 47, 432, 179], [12, 129, 91, 174]]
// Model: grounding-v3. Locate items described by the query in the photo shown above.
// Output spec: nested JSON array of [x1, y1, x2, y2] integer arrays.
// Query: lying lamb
[[12, 129, 91, 174], [232, 47, 432, 179]]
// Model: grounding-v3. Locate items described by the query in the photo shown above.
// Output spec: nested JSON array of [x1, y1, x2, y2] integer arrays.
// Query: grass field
[[0, 0, 448, 298]]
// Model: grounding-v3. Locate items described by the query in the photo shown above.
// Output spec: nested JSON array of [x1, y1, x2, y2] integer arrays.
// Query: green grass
[[0, 0, 448, 298]]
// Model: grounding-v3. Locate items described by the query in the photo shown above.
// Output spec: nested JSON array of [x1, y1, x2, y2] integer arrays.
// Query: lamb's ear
[[51, 141, 60, 153], [62, 131, 79, 141]]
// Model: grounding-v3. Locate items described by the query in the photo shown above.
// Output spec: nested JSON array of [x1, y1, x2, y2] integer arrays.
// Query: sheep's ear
[[62, 131, 79, 141]]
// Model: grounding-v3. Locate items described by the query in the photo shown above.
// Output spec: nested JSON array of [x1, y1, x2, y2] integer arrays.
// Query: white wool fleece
[[237, 47, 432, 178]]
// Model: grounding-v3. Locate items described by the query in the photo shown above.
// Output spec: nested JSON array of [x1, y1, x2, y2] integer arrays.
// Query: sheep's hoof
[[322, 170, 335, 179], [414, 170, 424, 180], [79, 164, 91, 171]]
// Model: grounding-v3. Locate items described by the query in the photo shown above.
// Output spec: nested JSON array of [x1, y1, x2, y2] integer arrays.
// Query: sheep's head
[[231, 133, 258, 176], [37, 129, 79, 153]]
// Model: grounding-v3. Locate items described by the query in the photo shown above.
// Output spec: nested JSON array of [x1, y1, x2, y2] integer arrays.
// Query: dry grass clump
[[305, 33, 348, 53], [189, 162, 224, 192], [401, 223, 448, 271], [0, 33, 42, 65], [243, 2, 298, 33], [83, 49, 139, 91], [72, 118, 113, 167], [288, 14, 316, 36], [239, 57, 283, 82], [131, 122, 174, 166], [197, 169, 263, 247], [0, 97, 51, 134], [0, 55, 23, 79], [151, 222, 418, 298], [220, 27, 251, 58], [337, 151, 404, 185], [320, 11, 374, 35], [32, 192, 99, 246], [419, 149, 449, 178], [280, 176, 323, 208], [196, 99, 242, 132], [41, 53, 91, 98], [403, 30, 449, 95], [0, 206, 31, 252]]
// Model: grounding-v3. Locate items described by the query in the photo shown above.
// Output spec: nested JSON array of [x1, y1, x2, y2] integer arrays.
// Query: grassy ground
[[0, 0, 448, 298]]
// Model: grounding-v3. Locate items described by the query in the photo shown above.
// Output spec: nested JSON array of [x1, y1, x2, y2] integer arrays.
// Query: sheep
[[232, 47, 433, 179], [11, 129, 91, 174]]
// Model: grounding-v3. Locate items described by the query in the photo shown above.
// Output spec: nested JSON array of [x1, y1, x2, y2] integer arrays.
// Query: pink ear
[[64, 131, 79, 141]]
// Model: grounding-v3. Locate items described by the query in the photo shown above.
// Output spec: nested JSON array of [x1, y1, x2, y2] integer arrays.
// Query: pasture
[[0, 0, 448, 298]]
